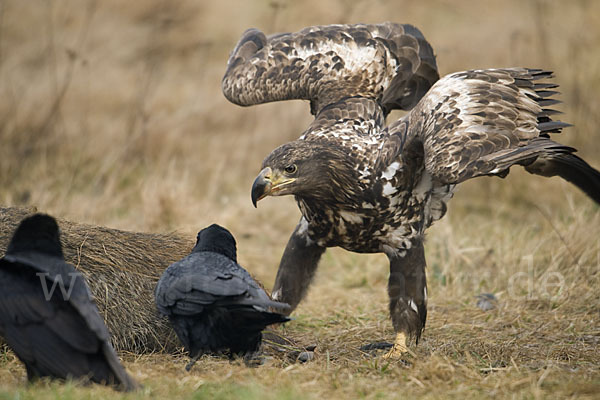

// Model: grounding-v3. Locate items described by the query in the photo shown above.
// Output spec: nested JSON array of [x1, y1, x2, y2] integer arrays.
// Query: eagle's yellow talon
[[383, 332, 408, 359]]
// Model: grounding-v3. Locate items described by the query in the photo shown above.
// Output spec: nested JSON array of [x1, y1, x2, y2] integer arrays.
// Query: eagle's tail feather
[[525, 153, 600, 204]]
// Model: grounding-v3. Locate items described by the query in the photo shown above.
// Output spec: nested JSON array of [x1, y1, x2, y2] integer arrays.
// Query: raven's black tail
[[231, 308, 291, 331], [526, 153, 600, 204], [225, 308, 290, 355]]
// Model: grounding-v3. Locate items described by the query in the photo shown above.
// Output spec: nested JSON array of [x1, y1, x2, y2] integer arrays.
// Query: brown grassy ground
[[1, 0, 600, 398]]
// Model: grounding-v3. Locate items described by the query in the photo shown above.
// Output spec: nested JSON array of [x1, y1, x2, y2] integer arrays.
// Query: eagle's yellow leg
[[383, 332, 408, 359]]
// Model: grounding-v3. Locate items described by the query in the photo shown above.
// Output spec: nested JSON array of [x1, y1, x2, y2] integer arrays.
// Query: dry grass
[[1, 0, 600, 398]]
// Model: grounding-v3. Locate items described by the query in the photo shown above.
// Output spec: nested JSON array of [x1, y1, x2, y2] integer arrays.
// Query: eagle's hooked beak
[[251, 166, 296, 207], [251, 167, 273, 207]]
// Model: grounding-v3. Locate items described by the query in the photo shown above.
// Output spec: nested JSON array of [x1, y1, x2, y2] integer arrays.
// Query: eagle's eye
[[284, 164, 297, 175]]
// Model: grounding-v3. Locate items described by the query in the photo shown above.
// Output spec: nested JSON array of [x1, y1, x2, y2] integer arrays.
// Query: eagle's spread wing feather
[[222, 22, 439, 116], [385, 68, 572, 183]]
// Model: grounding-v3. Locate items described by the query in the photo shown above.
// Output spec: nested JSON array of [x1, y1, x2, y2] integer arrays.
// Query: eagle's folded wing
[[222, 22, 439, 116]]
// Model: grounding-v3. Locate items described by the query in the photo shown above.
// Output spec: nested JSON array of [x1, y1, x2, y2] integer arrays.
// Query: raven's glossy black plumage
[[0, 214, 137, 391], [155, 224, 290, 368]]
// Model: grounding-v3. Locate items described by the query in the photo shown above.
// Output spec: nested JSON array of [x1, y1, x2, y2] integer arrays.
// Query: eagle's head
[[251, 140, 357, 207]]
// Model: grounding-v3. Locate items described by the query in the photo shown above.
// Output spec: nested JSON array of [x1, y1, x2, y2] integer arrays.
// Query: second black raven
[[155, 224, 290, 369]]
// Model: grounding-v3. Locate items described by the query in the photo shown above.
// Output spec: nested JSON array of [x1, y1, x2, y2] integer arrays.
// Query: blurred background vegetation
[[1, 0, 598, 230], [1, 1, 599, 397]]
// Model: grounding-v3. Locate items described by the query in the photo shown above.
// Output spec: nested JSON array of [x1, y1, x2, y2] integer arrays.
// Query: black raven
[[0, 214, 138, 390], [155, 224, 290, 369]]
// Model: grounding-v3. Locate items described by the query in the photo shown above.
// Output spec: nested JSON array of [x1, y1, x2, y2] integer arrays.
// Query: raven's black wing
[[155, 252, 290, 316], [0, 255, 137, 391]]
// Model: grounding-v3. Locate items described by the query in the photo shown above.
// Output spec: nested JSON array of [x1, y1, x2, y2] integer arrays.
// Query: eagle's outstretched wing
[[384, 68, 600, 202], [222, 22, 439, 116]]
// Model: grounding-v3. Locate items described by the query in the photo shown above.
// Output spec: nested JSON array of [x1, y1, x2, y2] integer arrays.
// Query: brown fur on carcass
[[0, 206, 194, 353]]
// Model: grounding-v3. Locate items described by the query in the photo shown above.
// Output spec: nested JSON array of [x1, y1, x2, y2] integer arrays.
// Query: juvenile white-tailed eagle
[[222, 22, 600, 357]]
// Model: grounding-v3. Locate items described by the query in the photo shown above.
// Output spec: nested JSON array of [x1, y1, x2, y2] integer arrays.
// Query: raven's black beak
[[251, 167, 272, 208]]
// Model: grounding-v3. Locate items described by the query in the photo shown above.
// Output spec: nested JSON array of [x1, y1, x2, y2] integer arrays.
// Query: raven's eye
[[284, 164, 297, 174]]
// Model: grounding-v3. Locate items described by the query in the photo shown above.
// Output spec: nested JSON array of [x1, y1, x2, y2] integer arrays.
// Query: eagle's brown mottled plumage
[[222, 22, 439, 116], [223, 23, 600, 351]]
